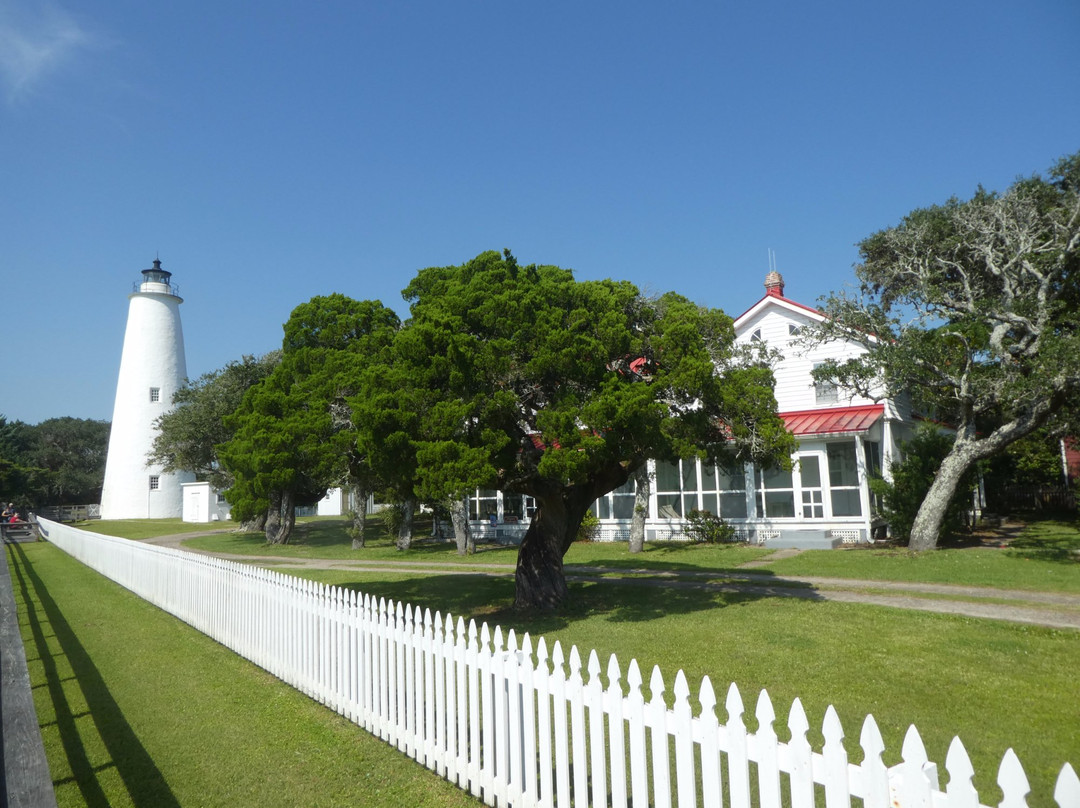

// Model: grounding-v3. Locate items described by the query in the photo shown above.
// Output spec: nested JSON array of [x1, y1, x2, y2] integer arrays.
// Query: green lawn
[[21, 516, 1080, 806], [754, 520, 1080, 593], [290, 566, 1078, 807], [7, 541, 482, 808]]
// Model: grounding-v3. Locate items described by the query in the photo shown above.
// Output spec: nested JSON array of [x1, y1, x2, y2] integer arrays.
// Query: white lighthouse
[[100, 259, 195, 519]]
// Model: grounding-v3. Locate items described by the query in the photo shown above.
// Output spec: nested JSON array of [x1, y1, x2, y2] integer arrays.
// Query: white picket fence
[[36, 518, 1078, 808]]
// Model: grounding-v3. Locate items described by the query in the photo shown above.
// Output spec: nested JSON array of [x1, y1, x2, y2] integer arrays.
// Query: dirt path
[[141, 532, 1080, 630]]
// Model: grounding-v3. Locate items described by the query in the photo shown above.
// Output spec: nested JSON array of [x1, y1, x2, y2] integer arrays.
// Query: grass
[[20, 515, 1080, 806], [7, 541, 483, 808], [759, 519, 1080, 593], [72, 518, 227, 541], [291, 567, 1079, 807]]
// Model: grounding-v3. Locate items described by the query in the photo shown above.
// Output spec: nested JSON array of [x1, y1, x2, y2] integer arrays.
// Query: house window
[[593, 478, 637, 520], [469, 489, 499, 521], [799, 456, 824, 518], [655, 460, 686, 518], [788, 323, 800, 336], [751, 328, 762, 342], [755, 466, 796, 517], [701, 463, 748, 519], [216, 493, 228, 504], [501, 493, 536, 522], [827, 441, 862, 516], [813, 363, 838, 404], [149, 475, 160, 491], [149, 387, 160, 402]]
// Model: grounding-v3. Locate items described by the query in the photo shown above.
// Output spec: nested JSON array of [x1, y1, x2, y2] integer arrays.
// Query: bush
[[685, 509, 738, 543], [577, 511, 601, 542], [870, 423, 978, 542]]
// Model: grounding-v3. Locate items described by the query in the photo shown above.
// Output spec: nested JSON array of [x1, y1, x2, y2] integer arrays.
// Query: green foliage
[[684, 508, 738, 543], [354, 250, 793, 606], [869, 424, 977, 542], [0, 415, 109, 508], [220, 295, 399, 536], [150, 352, 280, 489], [809, 153, 1080, 549], [576, 510, 601, 542]]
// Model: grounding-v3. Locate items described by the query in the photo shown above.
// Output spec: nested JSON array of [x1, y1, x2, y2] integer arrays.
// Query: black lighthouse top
[[133, 258, 181, 298], [142, 258, 172, 284]]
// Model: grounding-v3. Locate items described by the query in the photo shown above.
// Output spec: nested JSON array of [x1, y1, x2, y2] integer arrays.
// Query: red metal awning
[[780, 404, 884, 437]]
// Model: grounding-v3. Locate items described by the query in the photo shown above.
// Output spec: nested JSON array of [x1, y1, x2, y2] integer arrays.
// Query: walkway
[[142, 532, 1080, 631]]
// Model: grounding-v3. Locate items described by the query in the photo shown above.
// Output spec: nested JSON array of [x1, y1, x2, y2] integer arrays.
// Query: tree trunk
[[237, 512, 267, 533], [514, 493, 570, 610], [908, 448, 976, 551], [514, 486, 595, 610], [396, 497, 415, 551], [628, 463, 650, 554], [264, 489, 296, 545], [349, 483, 368, 549], [450, 496, 474, 555]]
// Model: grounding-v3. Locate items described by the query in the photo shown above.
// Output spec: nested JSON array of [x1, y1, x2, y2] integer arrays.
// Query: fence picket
[[36, 520, 1079, 808], [1056, 763, 1080, 808], [672, 671, 696, 808], [649, 665, 672, 808], [821, 705, 850, 808], [626, 660, 649, 808], [586, 650, 608, 808], [999, 749, 1031, 808], [725, 683, 751, 808], [607, 654, 629, 808], [755, 689, 782, 808], [858, 713, 890, 808], [568, 646, 589, 806]]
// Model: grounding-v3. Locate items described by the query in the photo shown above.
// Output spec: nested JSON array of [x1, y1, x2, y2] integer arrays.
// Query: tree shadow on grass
[[8, 543, 181, 808], [321, 567, 821, 639], [1005, 523, 1080, 564]]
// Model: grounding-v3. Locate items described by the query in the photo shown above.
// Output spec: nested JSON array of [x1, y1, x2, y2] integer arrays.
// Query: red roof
[[781, 404, 884, 436]]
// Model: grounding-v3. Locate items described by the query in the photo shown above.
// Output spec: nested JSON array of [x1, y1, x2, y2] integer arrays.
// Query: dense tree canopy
[[0, 415, 110, 508], [355, 250, 794, 609], [221, 295, 399, 544], [810, 153, 1080, 550], [149, 352, 281, 490]]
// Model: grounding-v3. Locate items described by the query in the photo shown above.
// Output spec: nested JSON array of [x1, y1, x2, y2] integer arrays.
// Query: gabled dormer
[[733, 272, 881, 413]]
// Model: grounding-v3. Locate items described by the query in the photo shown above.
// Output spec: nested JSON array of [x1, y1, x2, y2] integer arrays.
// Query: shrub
[[870, 423, 978, 542], [577, 511, 601, 542], [685, 509, 738, 543]]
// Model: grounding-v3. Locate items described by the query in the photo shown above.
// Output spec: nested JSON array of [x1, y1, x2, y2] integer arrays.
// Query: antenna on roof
[[768, 248, 777, 273]]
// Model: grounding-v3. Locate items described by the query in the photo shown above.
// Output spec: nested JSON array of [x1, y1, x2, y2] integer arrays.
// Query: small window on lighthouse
[[149, 475, 160, 490], [149, 387, 160, 402]]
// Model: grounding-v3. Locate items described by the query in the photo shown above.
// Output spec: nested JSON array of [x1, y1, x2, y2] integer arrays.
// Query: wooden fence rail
[[36, 518, 1079, 808]]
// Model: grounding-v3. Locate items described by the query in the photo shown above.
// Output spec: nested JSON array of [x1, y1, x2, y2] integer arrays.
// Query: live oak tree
[[355, 250, 794, 610], [221, 295, 399, 545], [810, 153, 1080, 551]]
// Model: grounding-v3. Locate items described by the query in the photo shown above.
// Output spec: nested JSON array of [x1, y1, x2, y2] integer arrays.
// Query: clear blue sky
[[2, 0, 1077, 425]]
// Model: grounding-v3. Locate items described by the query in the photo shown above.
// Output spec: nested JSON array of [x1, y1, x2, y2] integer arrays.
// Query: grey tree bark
[[396, 497, 416, 550], [348, 483, 368, 549], [450, 496, 474, 555], [628, 463, 650, 553]]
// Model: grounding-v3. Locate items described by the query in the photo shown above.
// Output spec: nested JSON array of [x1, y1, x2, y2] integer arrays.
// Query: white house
[[466, 272, 915, 549]]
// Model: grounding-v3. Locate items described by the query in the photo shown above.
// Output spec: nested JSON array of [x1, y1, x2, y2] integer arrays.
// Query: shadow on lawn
[[1005, 520, 1080, 564], [324, 565, 818, 638], [9, 543, 181, 808]]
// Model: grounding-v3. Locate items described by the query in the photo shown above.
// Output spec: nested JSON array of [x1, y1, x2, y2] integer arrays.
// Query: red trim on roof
[[781, 404, 884, 436], [733, 294, 825, 325]]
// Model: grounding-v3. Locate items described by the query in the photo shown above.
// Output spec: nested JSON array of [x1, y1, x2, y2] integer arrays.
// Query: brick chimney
[[764, 270, 785, 297]]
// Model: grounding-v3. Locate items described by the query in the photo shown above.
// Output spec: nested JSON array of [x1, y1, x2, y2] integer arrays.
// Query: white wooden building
[[468, 272, 914, 549]]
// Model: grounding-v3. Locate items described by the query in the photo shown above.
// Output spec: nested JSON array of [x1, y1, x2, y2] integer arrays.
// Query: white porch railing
[[36, 518, 1078, 808]]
